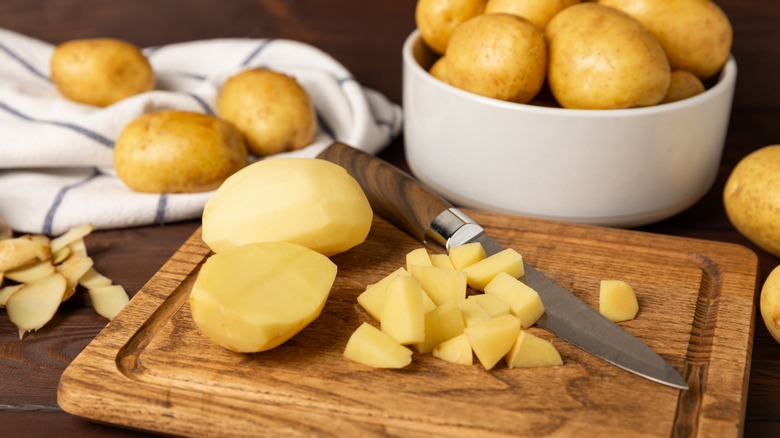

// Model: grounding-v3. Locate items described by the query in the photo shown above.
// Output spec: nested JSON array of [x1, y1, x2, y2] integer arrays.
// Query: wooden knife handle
[[317, 142, 452, 244]]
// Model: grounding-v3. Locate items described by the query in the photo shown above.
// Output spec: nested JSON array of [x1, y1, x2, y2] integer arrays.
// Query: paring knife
[[318, 142, 688, 390]]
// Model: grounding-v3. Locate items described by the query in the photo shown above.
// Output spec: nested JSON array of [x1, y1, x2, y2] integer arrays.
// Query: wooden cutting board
[[58, 211, 758, 437]]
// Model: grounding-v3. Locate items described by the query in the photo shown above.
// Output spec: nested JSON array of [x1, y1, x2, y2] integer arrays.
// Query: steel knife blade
[[318, 142, 687, 390]]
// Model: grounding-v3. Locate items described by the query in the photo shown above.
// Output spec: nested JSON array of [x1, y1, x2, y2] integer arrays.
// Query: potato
[[485, 0, 581, 30], [464, 314, 521, 370], [428, 56, 449, 83], [599, 279, 638, 322], [461, 248, 525, 290], [50, 38, 155, 107], [760, 265, 780, 344], [114, 110, 247, 193], [599, 0, 732, 80], [484, 272, 544, 328], [344, 322, 413, 369], [723, 145, 780, 258], [406, 247, 432, 272], [446, 13, 547, 103], [202, 158, 372, 256], [448, 241, 486, 270], [505, 330, 563, 368], [660, 70, 706, 104], [410, 264, 467, 305], [432, 333, 473, 365], [217, 68, 316, 157], [189, 241, 337, 353], [415, 0, 488, 55], [545, 3, 671, 109], [381, 275, 426, 344]]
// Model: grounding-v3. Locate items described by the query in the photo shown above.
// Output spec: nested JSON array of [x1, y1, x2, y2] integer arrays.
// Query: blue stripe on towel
[[186, 93, 214, 115], [0, 41, 50, 82], [43, 168, 101, 235], [241, 39, 274, 66], [154, 194, 168, 225], [315, 109, 335, 140], [0, 101, 115, 147]]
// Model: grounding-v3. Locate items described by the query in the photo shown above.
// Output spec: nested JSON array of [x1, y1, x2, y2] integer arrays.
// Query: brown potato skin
[[217, 68, 316, 157], [545, 3, 670, 109], [114, 110, 248, 193], [416, 0, 487, 55], [660, 70, 705, 104], [50, 38, 155, 107], [445, 13, 547, 103], [485, 0, 581, 31]]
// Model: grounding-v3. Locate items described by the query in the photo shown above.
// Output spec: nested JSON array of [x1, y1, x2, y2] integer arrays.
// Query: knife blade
[[318, 142, 687, 390]]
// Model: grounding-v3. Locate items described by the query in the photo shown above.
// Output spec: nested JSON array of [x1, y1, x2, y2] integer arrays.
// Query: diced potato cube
[[406, 247, 432, 272], [432, 333, 473, 365], [505, 330, 563, 368], [448, 242, 486, 270], [410, 264, 467, 306], [468, 293, 510, 318], [381, 274, 425, 344], [357, 268, 408, 321], [457, 298, 491, 327], [435, 300, 465, 340], [464, 314, 521, 370], [599, 279, 639, 322], [462, 248, 525, 291], [484, 272, 545, 328], [344, 322, 413, 369], [414, 309, 444, 354], [430, 253, 455, 270]]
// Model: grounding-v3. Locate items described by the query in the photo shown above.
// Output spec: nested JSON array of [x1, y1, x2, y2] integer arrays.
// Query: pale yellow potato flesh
[[357, 269, 434, 322], [505, 330, 563, 368], [599, 279, 639, 322], [381, 275, 426, 344], [4, 260, 55, 283], [430, 253, 455, 270], [50, 223, 93, 253], [78, 267, 114, 289], [56, 254, 94, 300], [0, 284, 23, 308], [0, 238, 51, 271], [414, 310, 445, 354], [448, 242, 486, 271], [406, 247, 433, 272], [457, 298, 491, 327], [344, 322, 413, 369], [435, 300, 466, 340], [462, 248, 525, 290], [189, 242, 337, 353], [50, 38, 155, 107], [484, 272, 545, 328], [433, 333, 474, 365], [202, 158, 372, 256], [465, 314, 522, 370], [410, 264, 468, 305], [468, 293, 510, 318]]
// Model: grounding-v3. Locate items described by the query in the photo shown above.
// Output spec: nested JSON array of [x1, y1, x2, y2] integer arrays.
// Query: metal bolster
[[425, 208, 485, 251]]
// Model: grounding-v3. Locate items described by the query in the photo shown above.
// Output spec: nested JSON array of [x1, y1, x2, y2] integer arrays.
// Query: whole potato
[[416, 0, 487, 55], [599, 0, 732, 80], [429, 56, 449, 83], [485, 0, 580, 30], [660, 70, 705, 104], [114, 110, 247, 193], [446, 13, 547, 103], [50, 38, 155, 107], [217, 68, 316, 157], [761, 265, 780, 345], [545, 3, 670, 109], [723, 145, 780, 258]]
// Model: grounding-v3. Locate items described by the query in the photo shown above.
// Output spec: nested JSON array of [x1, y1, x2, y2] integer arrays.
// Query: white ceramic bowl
[[402, 30, 737, 228]]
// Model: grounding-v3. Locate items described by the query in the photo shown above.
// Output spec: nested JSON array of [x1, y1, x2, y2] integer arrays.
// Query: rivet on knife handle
[[317, 142, 451, 246]]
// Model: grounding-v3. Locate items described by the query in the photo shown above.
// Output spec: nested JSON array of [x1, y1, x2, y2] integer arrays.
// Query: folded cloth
[[0, 28, 402, 235]]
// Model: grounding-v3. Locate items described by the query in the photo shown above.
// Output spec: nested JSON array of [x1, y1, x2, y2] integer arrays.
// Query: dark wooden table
[[1, 1, 778, 436]]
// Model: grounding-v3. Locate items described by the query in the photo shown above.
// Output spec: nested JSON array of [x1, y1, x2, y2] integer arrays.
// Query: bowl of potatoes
[[403, 1, 737, 227]]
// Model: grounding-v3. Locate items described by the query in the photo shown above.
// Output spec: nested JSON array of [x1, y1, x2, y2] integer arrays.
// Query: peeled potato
[[189, 241, 337, 353], [114, 110, 248, 193], [217, 68, 316, 157], [202, 158, 373, 256], [50, 38, 155, 107]]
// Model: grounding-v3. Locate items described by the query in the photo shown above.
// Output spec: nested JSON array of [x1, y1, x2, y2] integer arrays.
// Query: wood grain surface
[[1, 1, 779, 437], [58, 211, 757, 437]]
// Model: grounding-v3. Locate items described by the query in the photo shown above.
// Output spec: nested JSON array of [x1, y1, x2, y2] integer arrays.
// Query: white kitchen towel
[[0, 28, 402, 235]]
